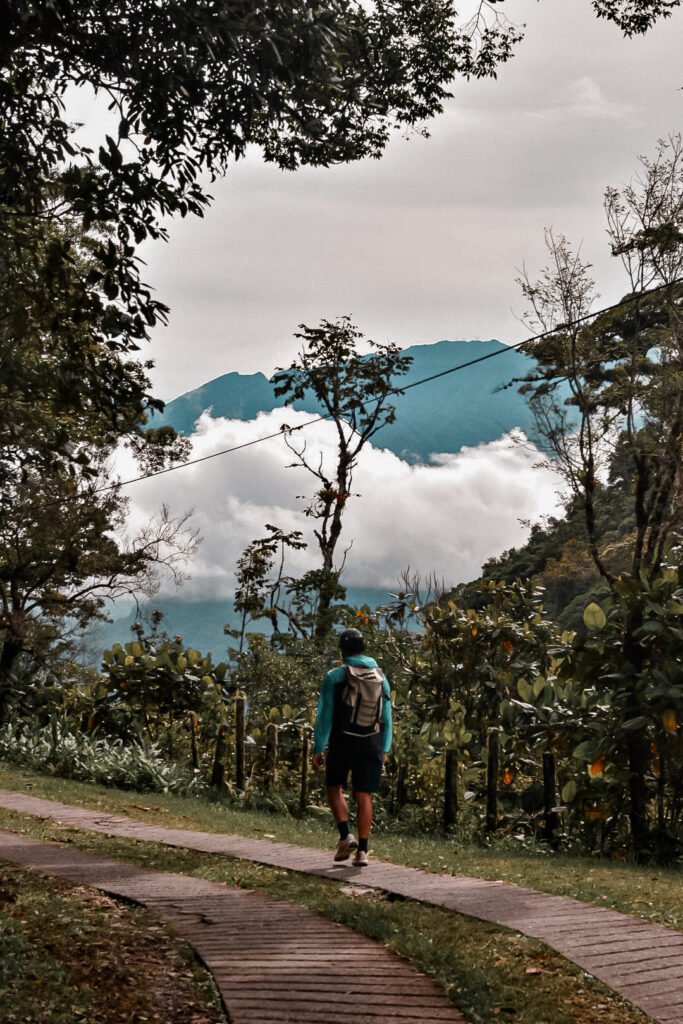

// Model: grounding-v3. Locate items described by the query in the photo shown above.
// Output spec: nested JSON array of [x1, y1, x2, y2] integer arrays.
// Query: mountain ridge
[[153, 338, 542, 462]]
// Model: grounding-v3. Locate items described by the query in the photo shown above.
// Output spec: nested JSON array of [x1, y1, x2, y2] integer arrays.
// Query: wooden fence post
[[50, 716, 59, 761], [188, 711, 200, 771], [265, 722, 279, 792], [299, 726, 311, 813], [542, 750, 559, 847], [485, 727, 499, 834], [235, 694, 246, 791], [211, 724, 229, 791], [443, 748, 459, 831]]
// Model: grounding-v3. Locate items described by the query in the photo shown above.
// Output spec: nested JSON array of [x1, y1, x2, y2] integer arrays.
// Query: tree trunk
[[0, 637, 22, 724], [313, 569, 340, 640], [234, 695, 246, 791], [443, 748, 458, 831], [485, 728, 499, 834]]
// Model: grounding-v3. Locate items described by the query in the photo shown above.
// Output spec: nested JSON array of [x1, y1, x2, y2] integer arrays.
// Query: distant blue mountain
[[96, 588, 400, 660], [95, 340, 556, 661], [153, 339, 543, 462]]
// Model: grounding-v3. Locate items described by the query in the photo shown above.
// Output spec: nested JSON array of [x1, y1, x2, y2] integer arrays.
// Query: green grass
[[0, 860, 227, 1024], [0, 803, 651, 1024], [1, 761, 681, 931]]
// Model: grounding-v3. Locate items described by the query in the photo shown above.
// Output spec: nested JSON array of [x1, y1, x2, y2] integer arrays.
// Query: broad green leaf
[[583, 602, 606, 630], [572, 739, 600, 761], [442, 720, 456, 742], [620, 715, 649, 732], [638, 620, 665, 635], [517, 678, 533, 701], [561, 780, 577, 803]]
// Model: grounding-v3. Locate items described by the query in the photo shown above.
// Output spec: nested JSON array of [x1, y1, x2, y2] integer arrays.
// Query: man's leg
[[326, 784, 349, 825], [355, 790, 373, 841], [351, 745, 382, 866], [327, 785, 358, 861]]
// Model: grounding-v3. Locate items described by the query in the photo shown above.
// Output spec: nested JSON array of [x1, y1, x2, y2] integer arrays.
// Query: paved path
[[1, 789, 682, 1023], [0, 828, 464, 1024]]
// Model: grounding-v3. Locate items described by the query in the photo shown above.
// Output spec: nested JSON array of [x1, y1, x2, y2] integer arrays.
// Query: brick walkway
[[0, 828, 464, 1024], [1, 789, 682, 1023]]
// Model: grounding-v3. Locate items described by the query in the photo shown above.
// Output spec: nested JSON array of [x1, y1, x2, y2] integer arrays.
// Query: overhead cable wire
[[107, 277, 680, 492]]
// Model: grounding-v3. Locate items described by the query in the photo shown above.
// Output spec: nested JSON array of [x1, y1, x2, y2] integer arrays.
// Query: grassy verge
[[0, 860, 227, 1024], [1, 762, 681, 930], [0, 804, 651, 1024]]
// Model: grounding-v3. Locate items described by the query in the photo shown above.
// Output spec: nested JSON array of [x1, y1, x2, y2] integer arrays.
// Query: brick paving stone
[[2, 788, 683, 1022], [0, 829, 464, 1024]]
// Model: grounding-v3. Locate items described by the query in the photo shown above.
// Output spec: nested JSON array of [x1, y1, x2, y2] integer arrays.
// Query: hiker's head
[[339, 628, 365, 657]]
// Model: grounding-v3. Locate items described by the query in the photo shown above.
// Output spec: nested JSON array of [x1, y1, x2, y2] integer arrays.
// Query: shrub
[[0, 717, 203, 794]]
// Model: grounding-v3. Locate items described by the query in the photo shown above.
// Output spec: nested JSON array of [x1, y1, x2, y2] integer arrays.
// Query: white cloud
[[116, 411, 566, 601]]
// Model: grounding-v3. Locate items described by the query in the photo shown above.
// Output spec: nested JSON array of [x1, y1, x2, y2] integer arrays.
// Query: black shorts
[[326, 734, 384, 794]]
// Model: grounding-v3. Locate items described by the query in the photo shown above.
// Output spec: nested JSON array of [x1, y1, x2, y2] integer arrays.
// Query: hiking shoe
[[352, 849, 369, 867], [334, 834, 358, 862]]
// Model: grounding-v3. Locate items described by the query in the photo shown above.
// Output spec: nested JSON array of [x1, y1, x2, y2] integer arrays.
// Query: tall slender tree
[[273, 317, 412, 635], [516, 135, 683, 857]]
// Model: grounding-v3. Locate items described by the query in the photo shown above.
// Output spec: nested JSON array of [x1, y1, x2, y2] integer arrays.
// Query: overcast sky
[[124, 0, 683, 402], [101, 1, 682, 601]]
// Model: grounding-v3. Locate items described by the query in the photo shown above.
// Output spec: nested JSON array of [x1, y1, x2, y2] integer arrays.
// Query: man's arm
[[312, 669, 339, 756], [382, 677, 393, 755]]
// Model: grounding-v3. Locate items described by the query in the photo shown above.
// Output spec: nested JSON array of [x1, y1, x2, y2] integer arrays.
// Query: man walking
[[312, 628, 392, 866]]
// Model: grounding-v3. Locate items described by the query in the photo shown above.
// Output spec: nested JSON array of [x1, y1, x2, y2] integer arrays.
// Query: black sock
[[358, 837, 369, 852], [337, 820, 350, 840]]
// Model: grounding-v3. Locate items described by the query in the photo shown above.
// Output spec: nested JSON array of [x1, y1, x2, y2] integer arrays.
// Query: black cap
[[339, 628, 365, 656]]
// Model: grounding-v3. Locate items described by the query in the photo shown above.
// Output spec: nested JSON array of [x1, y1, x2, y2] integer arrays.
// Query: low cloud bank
[[117, 410, 565, 600]]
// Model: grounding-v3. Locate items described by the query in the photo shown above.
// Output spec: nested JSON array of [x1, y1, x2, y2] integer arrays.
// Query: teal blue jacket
[[313, 654, 392, 755]]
